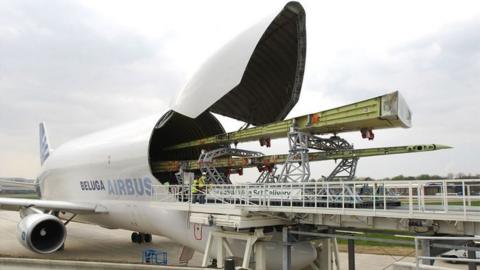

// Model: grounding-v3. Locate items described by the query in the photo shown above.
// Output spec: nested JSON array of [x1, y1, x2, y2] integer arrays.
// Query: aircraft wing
[[0, 198, 108, 214], [0, 179, 37, 189], [165, 91, 412, 151]]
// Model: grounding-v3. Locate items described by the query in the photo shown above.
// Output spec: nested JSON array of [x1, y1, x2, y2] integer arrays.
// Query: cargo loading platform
[[152, 179, 480, 235], [145, 91, 480, 269]]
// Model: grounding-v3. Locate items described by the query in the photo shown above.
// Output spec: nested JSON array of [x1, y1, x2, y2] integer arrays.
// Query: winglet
[[39, 122, 52, 165]]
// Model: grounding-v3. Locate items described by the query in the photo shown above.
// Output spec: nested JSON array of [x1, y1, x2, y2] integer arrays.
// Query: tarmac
[[0, 210, 469, 269]]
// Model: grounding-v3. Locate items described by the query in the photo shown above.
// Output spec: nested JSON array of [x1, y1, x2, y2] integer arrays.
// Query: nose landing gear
[[131, 232, 152, 244]]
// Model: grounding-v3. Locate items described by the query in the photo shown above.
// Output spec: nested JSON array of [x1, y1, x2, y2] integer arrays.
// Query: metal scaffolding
[[278, 130, 311, 183], [198, 148, 264, 184]]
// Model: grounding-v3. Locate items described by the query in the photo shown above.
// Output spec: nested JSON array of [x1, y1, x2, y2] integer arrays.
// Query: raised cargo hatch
[[172, 1, 306, 126]]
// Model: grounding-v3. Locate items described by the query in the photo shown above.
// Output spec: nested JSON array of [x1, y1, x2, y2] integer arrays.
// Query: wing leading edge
[[0, 198, 108, 214]]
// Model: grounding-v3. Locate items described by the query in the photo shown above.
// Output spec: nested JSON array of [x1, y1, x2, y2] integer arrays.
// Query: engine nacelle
[[17, 213, 66, 253]]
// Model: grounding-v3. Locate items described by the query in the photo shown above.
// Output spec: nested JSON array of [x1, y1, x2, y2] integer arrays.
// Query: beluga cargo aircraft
[[0, 2, 317, 269], [0, 1, 449, 269]]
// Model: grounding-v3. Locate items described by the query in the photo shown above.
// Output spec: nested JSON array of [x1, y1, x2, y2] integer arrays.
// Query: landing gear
[[131, 232, 140, 243], [208, 259, 217, 268], [131, 232, 152, 244], [144, 233, 152, 243]]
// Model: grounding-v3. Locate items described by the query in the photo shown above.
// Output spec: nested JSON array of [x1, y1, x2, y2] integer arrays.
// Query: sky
[[0, 0, 479, 179]]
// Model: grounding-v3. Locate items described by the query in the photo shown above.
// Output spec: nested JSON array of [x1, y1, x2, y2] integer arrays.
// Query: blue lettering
[[117, 180, 126, 195], [144, 177, 152, 196], [114, 179, 119, 194], [125, 179, 134, 195], [133, 178, 144, 196], [107, 180, 115, 195], [81, 177, 152, 197]]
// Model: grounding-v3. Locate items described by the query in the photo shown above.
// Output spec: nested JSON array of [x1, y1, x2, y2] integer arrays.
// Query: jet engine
[[17, 213, 66, 253]]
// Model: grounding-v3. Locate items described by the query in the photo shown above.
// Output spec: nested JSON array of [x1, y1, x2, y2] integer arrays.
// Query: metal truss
[[324, 158, 361, 202], [174, 162, 188, 184], [326, 157, 359, 182], [274, 133, 361, 202], [313, 136, 360, 202], [198, 148, 264, 184], [308, 135, 353, 151], [278, 130, 311, 183], [255, 165, 278, 183], [175, 170, 184, 185]]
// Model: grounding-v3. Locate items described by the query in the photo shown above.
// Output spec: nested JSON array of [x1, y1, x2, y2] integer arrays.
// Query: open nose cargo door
[[172, 1, 306, 125], [149, 2, 306, 183]]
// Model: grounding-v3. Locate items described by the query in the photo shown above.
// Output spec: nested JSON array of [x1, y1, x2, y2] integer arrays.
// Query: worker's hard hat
[[202, 172, 206, 175]]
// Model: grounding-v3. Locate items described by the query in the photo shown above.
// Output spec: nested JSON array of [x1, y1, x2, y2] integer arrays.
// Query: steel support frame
[[347, 239, 355, 270], [467, 241, 477, 270], [326, 158, 358, 182], [414, 236, 480, 268], [326, 165, 358, 205], [278, 130, 311, 183], [268, 131, 364, 206], [256, 166, 278, 184], [201, 228, 266, 269], [421, 239, 433, 265], [198, 148, 264, 184], [308, 136, 352, 151], [308, 135, 361, 203], [174, 166, 189, 185], [282, 227, 291, 270], [311, 238, 335, 270]]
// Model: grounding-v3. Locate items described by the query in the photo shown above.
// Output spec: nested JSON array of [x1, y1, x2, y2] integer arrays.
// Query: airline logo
[[39, 122, 50, 165], [80, 177, 152, 196]]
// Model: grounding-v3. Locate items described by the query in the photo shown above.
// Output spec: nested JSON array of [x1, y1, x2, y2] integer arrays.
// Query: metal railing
[[152, 179, 480, 221], [414, 235, 480, 269]]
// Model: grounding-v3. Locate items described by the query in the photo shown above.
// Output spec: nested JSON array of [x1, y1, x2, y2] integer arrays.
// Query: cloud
[[301, 16, 480, 177], [0, 1, 478, 179], [0, 0, 182, 177]]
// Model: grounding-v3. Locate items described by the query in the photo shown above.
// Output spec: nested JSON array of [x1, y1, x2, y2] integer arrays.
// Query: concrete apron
[[0, 257, 216, 270], [393, 262, 458, 270]]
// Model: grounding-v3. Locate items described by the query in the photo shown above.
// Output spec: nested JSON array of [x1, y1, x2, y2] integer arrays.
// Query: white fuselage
[[31, 2, 314, 268], [37, 113, 316, 269]]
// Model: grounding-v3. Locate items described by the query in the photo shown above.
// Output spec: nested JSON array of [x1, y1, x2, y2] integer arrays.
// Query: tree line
[[380, 173, 480, 180]]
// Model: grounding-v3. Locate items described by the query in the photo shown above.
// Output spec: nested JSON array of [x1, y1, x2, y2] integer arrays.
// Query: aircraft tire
[[137, 233, 145, 244], [144, 234, 152, 243], [131, 232, 139, 243]]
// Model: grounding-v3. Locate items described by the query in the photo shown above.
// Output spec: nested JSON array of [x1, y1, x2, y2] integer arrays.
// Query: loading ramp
[[153, 179, 480, 235]]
